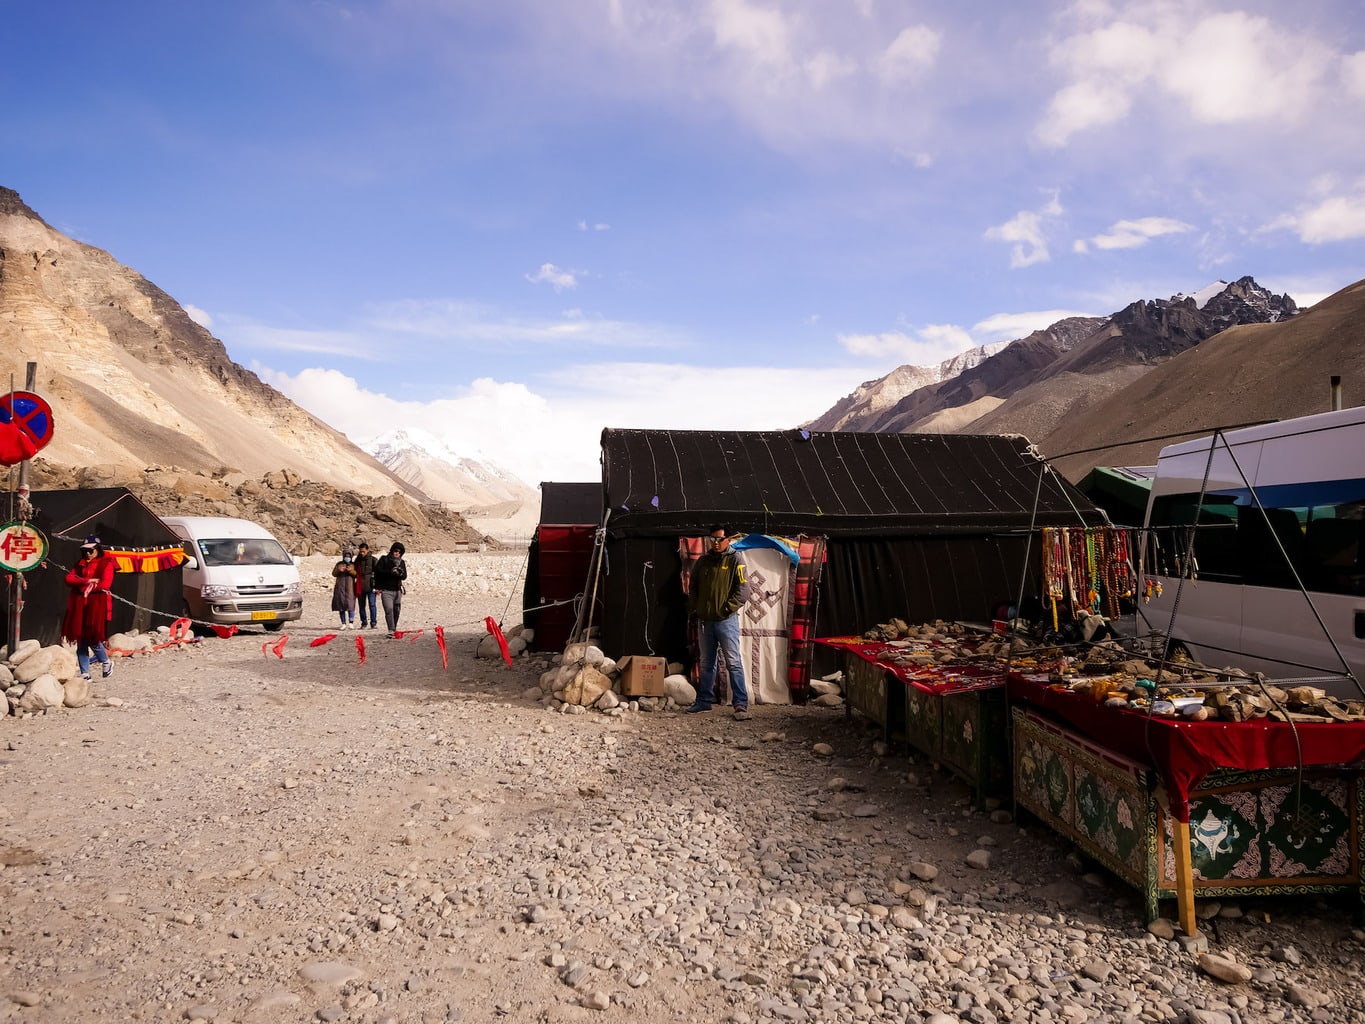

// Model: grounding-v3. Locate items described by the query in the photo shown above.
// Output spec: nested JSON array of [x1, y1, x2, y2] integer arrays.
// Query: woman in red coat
[[63, 535, 116, 681]]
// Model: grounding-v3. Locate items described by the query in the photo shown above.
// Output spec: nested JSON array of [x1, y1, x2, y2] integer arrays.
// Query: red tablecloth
[[1007, 673, 1365, 821], [818, 637, 1007, 696]]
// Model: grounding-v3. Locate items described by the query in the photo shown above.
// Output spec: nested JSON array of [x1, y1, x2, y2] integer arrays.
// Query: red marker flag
[[356, 634, 366, 665], [270, 635, 289, 659], [435, 625, 448, 669], [484, 616, 512, 666], [309, 634, 338, 647]]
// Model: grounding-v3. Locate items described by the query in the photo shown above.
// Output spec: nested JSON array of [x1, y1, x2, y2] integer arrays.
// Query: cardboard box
[[616, 655, 666, 697]]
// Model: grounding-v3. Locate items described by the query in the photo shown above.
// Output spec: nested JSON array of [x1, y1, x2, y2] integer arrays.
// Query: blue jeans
[[76, 642, 109, 676], [696, 613, 748, 709], [359, 590, 378, 626]]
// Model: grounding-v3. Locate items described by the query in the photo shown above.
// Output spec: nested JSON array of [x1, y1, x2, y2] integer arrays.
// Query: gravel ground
[[1, 553, 1362, 1023]]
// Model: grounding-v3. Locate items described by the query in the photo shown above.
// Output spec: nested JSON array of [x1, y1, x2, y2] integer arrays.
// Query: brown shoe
[[733, 707, 752, 721]]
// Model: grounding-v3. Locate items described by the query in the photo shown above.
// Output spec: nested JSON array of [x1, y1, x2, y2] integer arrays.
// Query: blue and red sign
[[0, 391, 54, 452]]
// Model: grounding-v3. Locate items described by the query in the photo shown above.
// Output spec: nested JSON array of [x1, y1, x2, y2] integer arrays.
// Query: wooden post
[[1173, 817, 1198, 936], [5, 361, 37, 653]]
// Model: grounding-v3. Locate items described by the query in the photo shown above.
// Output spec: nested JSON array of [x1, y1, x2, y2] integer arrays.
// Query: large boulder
[[4, 639, 41, 666], [63, 676, 91, 709], [18, 674, 64, 712], [371, 494, 428, 528], [563, 643, 605, 667], [15, 646, 80, 683], [663, 674, 696, 707], [559, 666, 611, 707]]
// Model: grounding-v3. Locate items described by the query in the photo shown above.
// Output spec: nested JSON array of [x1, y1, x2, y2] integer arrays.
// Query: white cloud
[[1038, 6, 1340, 146], [525, 262, 578, 290], [838, 323, 975, 363], [876, 25, 941, 83], [577, 219, 611, 231], [1076, 216, 1193, 253], [971, 309, 1100, 342], [260, 360, 873, 484], [184, 304, 212, 329], [1346, 51, 1365, 99], [985, 192, 1063, 268], [1294, 192, 1365, 244]]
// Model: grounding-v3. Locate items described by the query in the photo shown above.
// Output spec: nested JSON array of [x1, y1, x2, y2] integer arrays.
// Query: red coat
[[62, 553, 116, 646]]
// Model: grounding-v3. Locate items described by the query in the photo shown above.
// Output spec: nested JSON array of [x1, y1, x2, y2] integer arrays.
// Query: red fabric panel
[[817, 637, 1006, 696], [1008, 673, 1365, 822]]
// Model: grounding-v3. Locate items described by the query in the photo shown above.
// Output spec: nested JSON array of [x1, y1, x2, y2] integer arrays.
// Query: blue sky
[[5, 0, 1364, 484]]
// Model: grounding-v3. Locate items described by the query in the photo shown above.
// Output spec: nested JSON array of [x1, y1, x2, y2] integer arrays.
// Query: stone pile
[[2, 638, 94, 713], [0, 629, 175, 716], [27, 457, 488, 555], [529, 642, 697, 715]]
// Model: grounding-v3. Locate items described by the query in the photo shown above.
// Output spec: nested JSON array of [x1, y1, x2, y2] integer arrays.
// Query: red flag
[[210, 624, 239, 639], [309, 634, 339, 647], [271, 635, 289, 659], [0, 418, 37, 467], [484, 617, 512, 667], [356, 634, 366, 665], [394, 628, 423, 641], [435, 625, 448, 669]]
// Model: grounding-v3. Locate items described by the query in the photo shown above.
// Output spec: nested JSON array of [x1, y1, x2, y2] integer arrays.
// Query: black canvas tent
[[1, 488, 185, 647], [597, 429, 1106, 687], [522, 482, 603, 652]]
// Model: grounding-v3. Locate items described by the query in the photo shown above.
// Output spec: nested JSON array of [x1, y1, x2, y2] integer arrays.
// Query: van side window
[[1148, 482, 1365, 595]]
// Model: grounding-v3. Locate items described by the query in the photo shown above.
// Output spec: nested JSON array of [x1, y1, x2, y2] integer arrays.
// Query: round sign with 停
[[0, 522, 49, 573], [0, 391, 55, 453]]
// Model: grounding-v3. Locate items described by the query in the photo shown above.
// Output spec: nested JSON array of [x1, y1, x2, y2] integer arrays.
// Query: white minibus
[[1138, 406, 1365, 697]]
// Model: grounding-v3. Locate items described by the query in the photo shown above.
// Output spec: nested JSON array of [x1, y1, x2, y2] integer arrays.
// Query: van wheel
[[262, 622, 285, 632]]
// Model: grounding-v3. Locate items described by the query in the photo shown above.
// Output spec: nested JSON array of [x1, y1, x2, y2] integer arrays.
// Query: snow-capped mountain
[[364, 428, 537, 512]]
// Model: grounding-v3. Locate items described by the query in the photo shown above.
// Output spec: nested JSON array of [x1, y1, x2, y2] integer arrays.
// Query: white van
[[161, 516, 303, 631], [1138, 406, 1365, 695]]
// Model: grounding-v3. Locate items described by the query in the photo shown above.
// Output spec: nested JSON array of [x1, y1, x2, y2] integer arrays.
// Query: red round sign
[[0, 391, 54, 452]]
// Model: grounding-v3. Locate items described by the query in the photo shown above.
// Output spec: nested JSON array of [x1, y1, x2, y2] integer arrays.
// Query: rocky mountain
[[811, 278, 1303, 454], [808, 341, 1011, 431], [0, 186, 500, 550], [365, 429, 537, 513], [1042, 277, 1365, 480]]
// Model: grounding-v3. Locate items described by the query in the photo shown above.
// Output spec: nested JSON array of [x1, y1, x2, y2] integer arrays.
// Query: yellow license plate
[[250, 610, 277, 621]]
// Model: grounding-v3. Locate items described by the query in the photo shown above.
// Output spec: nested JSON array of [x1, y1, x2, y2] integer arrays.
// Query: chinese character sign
[[0, 522, 48, 573]]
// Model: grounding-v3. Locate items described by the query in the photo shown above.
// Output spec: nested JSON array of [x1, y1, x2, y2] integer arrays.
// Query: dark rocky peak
[[1200, 275, 1298, 328], [0, 187, 46, 222]]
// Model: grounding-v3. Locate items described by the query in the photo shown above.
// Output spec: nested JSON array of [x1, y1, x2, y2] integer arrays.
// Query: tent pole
[[574, 507, 611, 647]]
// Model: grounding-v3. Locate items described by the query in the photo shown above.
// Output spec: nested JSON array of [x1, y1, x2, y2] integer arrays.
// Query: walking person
[[353, 541, 378, 628], [686, 526, 751, 719], [331, 548, 358, 629], [374, 542, 407, 636], [63, 535, 116, 681]]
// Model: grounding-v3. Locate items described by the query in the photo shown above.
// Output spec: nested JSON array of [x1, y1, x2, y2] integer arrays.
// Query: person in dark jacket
[[373, 541, 408, 635], [353, 541, 378, 628], [686, 526, 750, 718]]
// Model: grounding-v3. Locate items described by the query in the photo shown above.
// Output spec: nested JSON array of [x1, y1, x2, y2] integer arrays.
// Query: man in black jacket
[[686, 526, 750, 718], [374, 541, 408, 635], [354, 541, 378, 629]]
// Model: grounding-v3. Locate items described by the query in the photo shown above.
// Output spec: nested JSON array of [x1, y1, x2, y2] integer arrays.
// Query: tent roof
[[601, 428, 1105, 537], [29, 487, 180, 543], [1077, 465, 1156, 527], [537, 481, 602, 526]]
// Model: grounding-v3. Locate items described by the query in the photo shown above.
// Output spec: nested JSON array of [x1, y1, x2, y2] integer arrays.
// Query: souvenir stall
[[817, 522, 1135, 808], [1008, 672, 1365, 932]]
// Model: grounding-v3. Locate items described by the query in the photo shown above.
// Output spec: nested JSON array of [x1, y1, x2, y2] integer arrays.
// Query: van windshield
[[197, 538, 293, 567]]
